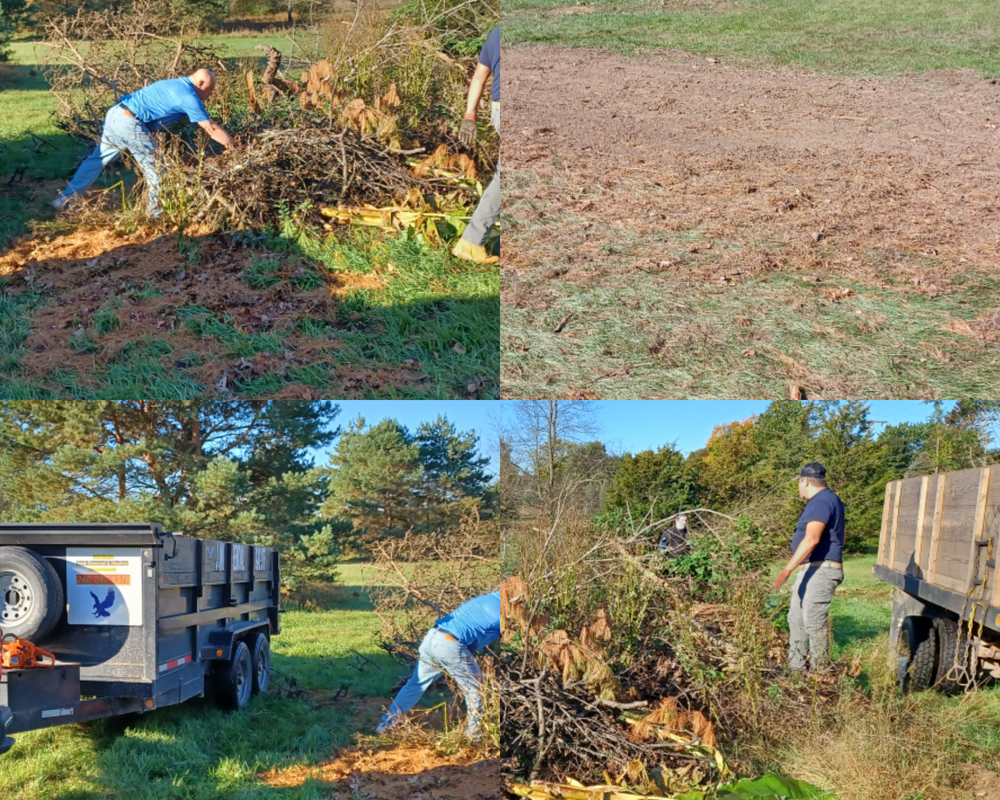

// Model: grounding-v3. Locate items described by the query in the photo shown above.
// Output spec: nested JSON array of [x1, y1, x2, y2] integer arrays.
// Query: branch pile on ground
[[175, 123, 476, 231]]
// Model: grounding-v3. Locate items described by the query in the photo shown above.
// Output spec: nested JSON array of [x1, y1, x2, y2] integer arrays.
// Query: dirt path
[[502, 46, 1000, 398]]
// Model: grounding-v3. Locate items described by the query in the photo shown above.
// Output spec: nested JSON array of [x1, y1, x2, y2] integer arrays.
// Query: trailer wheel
[[898, 616, 936, 692], [0, 547, 64, 642], [215, 641, 253, 711], [250, 633, 270, 695], [933, 617, 963, 694]]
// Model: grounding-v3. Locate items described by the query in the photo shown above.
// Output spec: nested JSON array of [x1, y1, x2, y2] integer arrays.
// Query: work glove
[[458, 117, 478, 148]]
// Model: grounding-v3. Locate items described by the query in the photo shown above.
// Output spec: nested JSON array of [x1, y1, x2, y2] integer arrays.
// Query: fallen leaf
[[452, 342, 466, 355]]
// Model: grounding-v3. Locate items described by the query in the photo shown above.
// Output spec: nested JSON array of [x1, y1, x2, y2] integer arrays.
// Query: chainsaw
[[1, 634, 56, 669]]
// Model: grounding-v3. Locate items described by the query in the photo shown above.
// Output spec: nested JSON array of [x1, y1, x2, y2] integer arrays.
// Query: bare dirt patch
[[502, 46, 1000, 398], [260, 743, 503, 799]]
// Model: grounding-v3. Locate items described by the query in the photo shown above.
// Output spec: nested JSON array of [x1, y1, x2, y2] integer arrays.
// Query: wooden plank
[[888, 480, 904, 570], [927, 473, 947, 585], [877, 482, 894, 567], [918, 477, 939, 575], [911, 475, 930, 577], [965, 468, 991, 592], [987, 469, 1000, 605]]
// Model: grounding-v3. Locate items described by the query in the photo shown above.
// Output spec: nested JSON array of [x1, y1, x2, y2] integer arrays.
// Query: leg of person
[[116, 114, 162, 216], [445, 645, 485, 737], [53, 107, 125, 208], [801, 566, 844, 670], [453, 103, 501, 264], [377, 630, 444, 733], [786, 568, 809, 671]]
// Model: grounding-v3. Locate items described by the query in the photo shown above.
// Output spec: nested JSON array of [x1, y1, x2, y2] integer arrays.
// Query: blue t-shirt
[[479, 26, 500, 102], [792, 488, 845, 563], [120, 77, 211, 130], [437, 591, 500, 653]]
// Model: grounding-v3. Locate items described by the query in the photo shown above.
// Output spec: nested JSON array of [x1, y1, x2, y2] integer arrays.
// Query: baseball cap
[[799, 462, 826, 479]]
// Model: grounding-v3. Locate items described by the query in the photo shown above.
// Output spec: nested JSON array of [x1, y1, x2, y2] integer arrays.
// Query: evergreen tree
[[414, 416, 491, 529], [605, 445, 694, 524]]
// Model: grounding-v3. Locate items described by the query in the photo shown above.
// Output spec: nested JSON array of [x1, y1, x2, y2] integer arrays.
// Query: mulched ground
[[502, 45, 1000, 397]]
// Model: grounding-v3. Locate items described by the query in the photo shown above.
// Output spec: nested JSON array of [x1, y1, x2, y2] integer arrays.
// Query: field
[[0, 563, 503, 800], [500, 0, 1000, 398], [0, 30, 499, 399]]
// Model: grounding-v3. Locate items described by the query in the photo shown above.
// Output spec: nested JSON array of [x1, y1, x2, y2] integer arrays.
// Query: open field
[[501, 1, 1000, 398], [0, 29, 499, 399], [0, 563, 502, 800]]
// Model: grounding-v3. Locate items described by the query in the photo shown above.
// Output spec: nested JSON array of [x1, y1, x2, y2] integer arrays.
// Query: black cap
[[799, 461, 826, 479]]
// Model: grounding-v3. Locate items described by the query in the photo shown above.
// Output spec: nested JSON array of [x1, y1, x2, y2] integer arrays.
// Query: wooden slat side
[[927, 473, 947, 585], [888, 479, 904, 571], [912, 475, 930, 577], [965, 468, 991, 592], [988, 470, 1000, 607], [877, 482, 894, 567], [919, 478, 939, 575]]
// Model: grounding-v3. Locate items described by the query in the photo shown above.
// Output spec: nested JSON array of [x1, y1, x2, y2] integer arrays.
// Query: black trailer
[[0, 523, 280, 750]]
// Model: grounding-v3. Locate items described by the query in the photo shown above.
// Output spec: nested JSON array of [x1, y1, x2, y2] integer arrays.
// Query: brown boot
[[452, 239, 499, 264]]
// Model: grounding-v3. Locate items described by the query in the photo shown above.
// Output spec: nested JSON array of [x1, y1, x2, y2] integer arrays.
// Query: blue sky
[[313, 401, 949, 472]]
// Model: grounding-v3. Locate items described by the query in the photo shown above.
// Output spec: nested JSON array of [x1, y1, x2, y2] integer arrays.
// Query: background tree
[[0, 400, 342, 592], [414, 416, 491, 530], [604, 444, 694, 525]]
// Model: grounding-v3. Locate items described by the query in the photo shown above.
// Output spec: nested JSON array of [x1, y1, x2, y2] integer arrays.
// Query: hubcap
[[0, 571, 33, 623]]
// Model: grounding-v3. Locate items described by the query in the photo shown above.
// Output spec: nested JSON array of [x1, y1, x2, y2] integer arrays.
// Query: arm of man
[[198, 119, 233, 149], [773, 520, 825, 590], [465, 63, 491, 120]]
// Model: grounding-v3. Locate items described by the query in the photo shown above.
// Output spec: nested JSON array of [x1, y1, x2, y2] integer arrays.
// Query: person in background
[[659, 513, 690, 557], [453, 25, 500, 265]]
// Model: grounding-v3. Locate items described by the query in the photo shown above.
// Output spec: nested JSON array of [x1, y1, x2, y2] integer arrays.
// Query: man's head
[[797, 461, 828, 498], [190, 68, 216, 101], [675, 513, 688, 530]]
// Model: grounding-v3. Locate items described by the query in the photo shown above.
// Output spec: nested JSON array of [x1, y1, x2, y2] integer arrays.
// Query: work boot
[[0, 736, 13, 756], [452, 239, 499, 265]]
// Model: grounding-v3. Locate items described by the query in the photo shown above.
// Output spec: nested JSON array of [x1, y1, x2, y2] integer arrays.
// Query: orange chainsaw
[[1, 633, 56, 669]]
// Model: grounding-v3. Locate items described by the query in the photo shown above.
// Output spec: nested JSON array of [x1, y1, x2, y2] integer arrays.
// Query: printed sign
[[66, 548, 143, 626]]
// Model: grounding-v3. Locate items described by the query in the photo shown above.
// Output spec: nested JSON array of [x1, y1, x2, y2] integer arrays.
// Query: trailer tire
[[216, 641, 253, 711], [0, 546, 64, 642], [250, 633, 270, 695], [933, 617, 963, 694], [898, 616, 936, 693]]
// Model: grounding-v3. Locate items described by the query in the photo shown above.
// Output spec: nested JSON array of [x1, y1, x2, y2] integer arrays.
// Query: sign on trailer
[[66, 548, 143, 626]]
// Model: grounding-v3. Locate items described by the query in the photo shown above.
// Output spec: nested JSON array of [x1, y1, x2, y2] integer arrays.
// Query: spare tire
[[0, 547, 65, 642]]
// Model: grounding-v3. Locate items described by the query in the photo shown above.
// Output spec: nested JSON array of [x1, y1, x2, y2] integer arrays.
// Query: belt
[[801, 560, 842, 570]]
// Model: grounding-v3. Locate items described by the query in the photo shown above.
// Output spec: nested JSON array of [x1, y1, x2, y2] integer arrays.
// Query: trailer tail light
[[217, 649, 224, 657], [145, 700, 154, 709]]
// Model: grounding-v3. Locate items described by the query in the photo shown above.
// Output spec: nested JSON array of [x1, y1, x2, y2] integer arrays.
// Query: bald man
[[53, 69, 233, 218]]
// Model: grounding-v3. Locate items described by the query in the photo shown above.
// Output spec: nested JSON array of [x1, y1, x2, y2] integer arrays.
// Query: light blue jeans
[[380, 627, 484, 736], [461, 103, 500, 247], [57, 104, 161, 213]]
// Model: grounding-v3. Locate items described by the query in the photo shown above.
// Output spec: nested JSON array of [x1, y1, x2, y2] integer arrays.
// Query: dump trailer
[[0, 523, 279, 750], [875, 466, 1000, 692]]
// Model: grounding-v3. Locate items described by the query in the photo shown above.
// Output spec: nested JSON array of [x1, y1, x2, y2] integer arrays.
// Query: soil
[[259, 743, 503, 799], [506, 46, 1000, 273], [0, 226, 429, 397], [503, 46, 1000, 396]]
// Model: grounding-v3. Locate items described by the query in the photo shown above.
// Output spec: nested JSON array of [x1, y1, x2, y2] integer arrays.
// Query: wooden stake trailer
[[875, 466, 1000, 692], [0, 523, 280, 753]]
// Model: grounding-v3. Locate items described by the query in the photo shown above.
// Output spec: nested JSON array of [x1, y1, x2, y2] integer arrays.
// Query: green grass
[[503, 0, 1000, 77], [0, 575, 416, 800]]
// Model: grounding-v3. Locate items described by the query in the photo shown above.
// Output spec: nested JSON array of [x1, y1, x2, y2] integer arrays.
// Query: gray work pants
[[462, 103, 500, 247], [787, 564, 843, 670]]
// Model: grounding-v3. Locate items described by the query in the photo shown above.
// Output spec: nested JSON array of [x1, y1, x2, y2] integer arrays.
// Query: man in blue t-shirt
[[377, 587, 510, 738], [452, 25, 500, 264], [773, 461, 845, 672], [53, 69, 234, 218]]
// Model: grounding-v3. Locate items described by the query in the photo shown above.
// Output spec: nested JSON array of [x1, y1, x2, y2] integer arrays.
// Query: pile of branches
[[177, 124, 442, 230]]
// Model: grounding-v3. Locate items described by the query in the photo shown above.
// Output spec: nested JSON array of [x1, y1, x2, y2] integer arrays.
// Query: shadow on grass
[[0, 222, 498, 399]]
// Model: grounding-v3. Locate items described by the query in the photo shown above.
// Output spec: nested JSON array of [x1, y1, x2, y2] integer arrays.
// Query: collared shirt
[[120, 77, 211, 131], [792, 488, 845, 563], [436, 591, 500, 653], [479, 26, 500, 102]]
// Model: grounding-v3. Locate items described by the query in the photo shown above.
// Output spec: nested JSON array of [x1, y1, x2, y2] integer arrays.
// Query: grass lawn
[[502, 0, 1000, 76], [0, 566, 426, 800]]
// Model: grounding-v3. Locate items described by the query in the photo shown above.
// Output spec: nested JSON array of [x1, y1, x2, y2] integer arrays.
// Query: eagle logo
[[90, 588, 116, 618]]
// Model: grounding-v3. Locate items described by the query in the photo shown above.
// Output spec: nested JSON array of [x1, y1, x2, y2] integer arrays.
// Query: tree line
[[0, 401, 491, 592], [500, 401, 1000, 552]]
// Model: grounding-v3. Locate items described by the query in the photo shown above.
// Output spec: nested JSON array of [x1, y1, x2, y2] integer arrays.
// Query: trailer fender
[[200, 620, 270, 662]]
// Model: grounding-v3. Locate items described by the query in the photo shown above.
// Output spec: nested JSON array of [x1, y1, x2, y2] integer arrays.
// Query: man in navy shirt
[[452, 25, 500, 264], [377, 588, 509, 738], [773, 462, 845, 672], [53, 69, 234, 218]]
